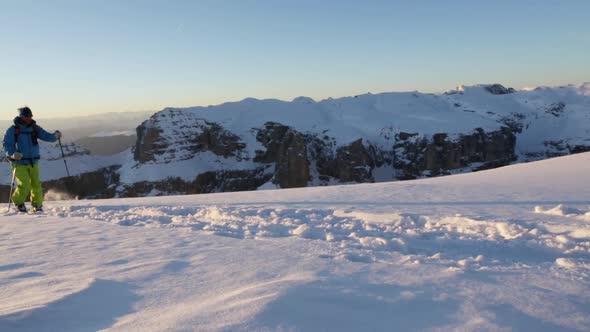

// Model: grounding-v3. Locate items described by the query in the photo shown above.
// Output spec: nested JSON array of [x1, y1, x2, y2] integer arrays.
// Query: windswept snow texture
[[1, 153, 590, 331]]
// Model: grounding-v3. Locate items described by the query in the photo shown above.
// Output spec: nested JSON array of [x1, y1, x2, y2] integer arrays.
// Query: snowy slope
[[1, 152, 589, 331]]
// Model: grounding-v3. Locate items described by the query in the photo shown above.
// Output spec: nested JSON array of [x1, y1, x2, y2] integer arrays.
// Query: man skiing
[[2, 107, 62, 212]]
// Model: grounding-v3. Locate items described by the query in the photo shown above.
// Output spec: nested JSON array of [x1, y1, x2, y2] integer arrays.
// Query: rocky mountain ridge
[[114, 83, 588, 197], [1, 83, 588, 199]]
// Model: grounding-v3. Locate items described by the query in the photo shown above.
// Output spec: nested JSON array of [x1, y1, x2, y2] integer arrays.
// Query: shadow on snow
[[0, 279, 139, 332]]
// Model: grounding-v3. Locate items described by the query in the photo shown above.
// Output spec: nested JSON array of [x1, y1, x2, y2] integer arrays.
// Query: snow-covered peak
[[292, 96, 315, 104], [155, 84, 587, 150], [169, 90, 506, 147]]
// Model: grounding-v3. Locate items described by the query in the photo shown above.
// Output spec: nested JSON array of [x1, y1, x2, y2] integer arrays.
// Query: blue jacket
[[3, 117, 58, 165]]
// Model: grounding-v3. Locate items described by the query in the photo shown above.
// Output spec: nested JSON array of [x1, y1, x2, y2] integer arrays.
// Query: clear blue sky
[[1, 0, 588, 119]]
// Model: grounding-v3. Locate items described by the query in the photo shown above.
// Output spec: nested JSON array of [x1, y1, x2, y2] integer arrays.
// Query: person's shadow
[[0, 279, 139, 332]]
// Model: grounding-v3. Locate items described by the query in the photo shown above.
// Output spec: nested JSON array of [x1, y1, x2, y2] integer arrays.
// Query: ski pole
[[7, 166, 16, 213], [58, 138, 71, 177]]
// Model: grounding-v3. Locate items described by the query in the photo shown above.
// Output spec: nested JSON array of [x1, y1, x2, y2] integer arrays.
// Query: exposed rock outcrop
[[128, 115, 519, 197], [255, 122, 310, 188], [134, 109, 247, 163], [193, 123, 246, 159], [484, 84, 516, 95], [120, 167, 272, 197], [545, 102, 566, 117], [394, 127, 516, 179], [134, 119, 164, 163], [334, 139, 375, 183]]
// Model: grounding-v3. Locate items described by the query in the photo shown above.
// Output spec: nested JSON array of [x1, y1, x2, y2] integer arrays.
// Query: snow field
[[1, 152, 590, 331], [4, 201, 590, 331], [47, 204, 590, 264]]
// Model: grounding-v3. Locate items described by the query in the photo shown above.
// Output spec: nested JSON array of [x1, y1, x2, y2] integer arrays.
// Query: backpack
[[14, 124, 40, 146]]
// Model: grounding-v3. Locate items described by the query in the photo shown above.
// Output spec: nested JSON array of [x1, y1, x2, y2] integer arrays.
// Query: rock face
[[334, 139, 376, 183], [394, 128, 516, 179], [130, 115, 517, 197], [120, 167, 272, 197], [123, 109, 529, 197], [44, 166, 121, 199], [484, 84, 516, 95], [194, 123, 246, 159], [134, 109, 247, 163], [545, 102, 566, 117], [255, 122, 310, 188]]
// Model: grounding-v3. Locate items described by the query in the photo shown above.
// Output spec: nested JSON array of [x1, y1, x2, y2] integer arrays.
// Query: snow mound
[[535, 204, 590, 221], [555, 257, 577, 269]]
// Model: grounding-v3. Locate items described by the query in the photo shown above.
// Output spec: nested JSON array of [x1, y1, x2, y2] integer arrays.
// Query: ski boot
[[15, 204, 27, 213], [32, 205, 43, 213]]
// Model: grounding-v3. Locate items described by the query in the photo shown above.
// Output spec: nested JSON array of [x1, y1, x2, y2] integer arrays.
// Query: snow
[[555, 258, 579, 269], [535, 204, 590, 221], [1, 152, 590, 330]]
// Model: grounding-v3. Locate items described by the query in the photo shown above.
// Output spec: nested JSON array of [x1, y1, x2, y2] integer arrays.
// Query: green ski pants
[[11, 163, 43, 207]]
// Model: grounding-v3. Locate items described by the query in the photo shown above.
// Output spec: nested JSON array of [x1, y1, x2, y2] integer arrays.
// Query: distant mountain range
[[0, 111, 153, 141], [1, 83, 588, 199]]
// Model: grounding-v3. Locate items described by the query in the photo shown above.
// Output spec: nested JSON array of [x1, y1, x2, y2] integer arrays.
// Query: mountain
[[1, 83, 588, 199], [1, 152, 589, 331], [120, 82, 590, 197]]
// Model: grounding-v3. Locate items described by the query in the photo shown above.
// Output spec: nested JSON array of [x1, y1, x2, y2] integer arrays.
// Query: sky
[[1, 0, 589, 119]]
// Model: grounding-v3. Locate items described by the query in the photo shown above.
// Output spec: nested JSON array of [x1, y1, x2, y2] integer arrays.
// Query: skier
[[2, 107, 62, 212]]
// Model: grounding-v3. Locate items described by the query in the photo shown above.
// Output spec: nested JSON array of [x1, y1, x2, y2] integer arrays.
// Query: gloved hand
[[11, 152, 23, 160], [54, 130, 62, 139]]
